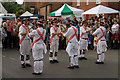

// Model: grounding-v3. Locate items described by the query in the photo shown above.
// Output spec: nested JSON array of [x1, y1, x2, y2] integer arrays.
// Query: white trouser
[[78, 39, 88, 58], [66, 42, 79, 66], [79, 39, 88, 50], [49, 52, 58, 61], [97, 41, 107, 62], [50, 40, 59, 53], [20, 53, 30, 64], [32, 48, 44, 73], [49, 40, 59, 60], [70, 55, 78, 67], [78, 50, 86, 57], [34, 61, 43, 73], [97, 47, 105, 62], [20, 39, 31, 64], [97, 53, 105, 62]]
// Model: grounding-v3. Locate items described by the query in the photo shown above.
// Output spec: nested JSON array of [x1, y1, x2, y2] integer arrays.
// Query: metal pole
[[45, 5, 47, 22], [24, 1, 25, 12]]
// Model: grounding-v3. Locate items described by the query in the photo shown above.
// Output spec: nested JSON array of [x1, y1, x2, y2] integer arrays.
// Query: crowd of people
[[1, 15, 120, 50], [1, 14, 120, 75]]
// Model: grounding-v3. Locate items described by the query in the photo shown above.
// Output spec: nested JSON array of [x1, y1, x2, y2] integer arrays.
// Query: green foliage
[[33, 7, 38, 15], [1, 2, 23, 14], [16, 9, 24, 18], [25, 3, 31, 12]]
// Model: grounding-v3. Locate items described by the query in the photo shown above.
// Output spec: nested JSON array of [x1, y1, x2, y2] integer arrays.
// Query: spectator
[[65, 20, 70, 29], [2, 22, 8, 49], [111, 20, 119, 34], [79, 17, 83, 22], [73, 17, 78, 26], [107, 26, 112, 49], [43, 22, 48, 44], [107, 16, 113, 28], [104, 21, 110, 29], [33, 20, 37, 29], [76, 21, 81, 40], [112, 30, 120, 49], [11, 24, 18, 48], [59, 20, 66, 50], [116, 15, 119, 24], [93, 36, 97, 50], [6, 20, 13, 48], [29, 20, 34, 29], [89, 20, 94, 28]]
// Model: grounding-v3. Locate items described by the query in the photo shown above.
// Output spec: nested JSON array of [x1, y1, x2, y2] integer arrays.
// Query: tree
[[33, 7, 38, 15], [25, 3, 31, 12], [16, 9, 24, 18], [2, 2, 23, 13]]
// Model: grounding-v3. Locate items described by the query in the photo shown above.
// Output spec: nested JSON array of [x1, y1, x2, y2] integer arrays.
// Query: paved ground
[[2, 48, 118, 78], [0, 41, 2, 79]]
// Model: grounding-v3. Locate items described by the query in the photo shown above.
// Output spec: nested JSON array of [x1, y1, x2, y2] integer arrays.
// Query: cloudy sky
[[16, 0, 23, 4]]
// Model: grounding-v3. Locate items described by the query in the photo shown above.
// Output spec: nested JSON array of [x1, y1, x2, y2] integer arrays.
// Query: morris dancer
[[28, 21, 47, 75], [19, 19, 33, 68], [78, 20, 92, 60], [91, 22, 107, 64], [62, 21, 79, 69], [49, 20, 61, 63]]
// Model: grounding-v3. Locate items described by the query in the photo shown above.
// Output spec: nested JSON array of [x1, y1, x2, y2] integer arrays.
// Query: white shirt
[[50, 26, 61, 41], [29, 27, 46, 44], [64, 26, 78, 42], [112, 24, 119, 34], [80, 26, 90, 39], [19, 24, 33, 40], [93, 26, 106, 40]]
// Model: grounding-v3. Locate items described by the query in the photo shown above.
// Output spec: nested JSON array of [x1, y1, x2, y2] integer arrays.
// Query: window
[[31, 8, 34, 13], [77, 0, 80, 6], [96, 0, 101, 4], [86, 0, 89, 5]]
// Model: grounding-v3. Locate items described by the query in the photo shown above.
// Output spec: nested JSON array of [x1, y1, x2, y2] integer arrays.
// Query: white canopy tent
[[20, 11, 33, 18], [0, 2, 7, 14], [61, 14, 84, 21], [82, 5, 119, 15]]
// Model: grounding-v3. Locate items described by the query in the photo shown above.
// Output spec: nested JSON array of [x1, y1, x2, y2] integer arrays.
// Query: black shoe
[[21, 64, 25, 68], [74, 65, 79, 69], [67, 66, 74, 69], [95, 62, 102, 64], [53, 60, 59, 63], [50, 60, 54, 63], [32, 73, 42, 75], [26, 64, 32, 67], [101, 62, 104, 64], [82, 57, 87, 60], [78, 57, 83, 60]]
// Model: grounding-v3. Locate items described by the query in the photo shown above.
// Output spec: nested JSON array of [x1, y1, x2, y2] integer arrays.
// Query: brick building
[[22, 2, 72, 19], [73, 1, 120, 11], [22, 0, 120, 19]]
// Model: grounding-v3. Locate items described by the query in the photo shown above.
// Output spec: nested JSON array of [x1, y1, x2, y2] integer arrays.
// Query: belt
[[82, 38, 88, 40], [69, 42, 78, 43], [100, 40, 106, 41], [36, 43, 43, 44]]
